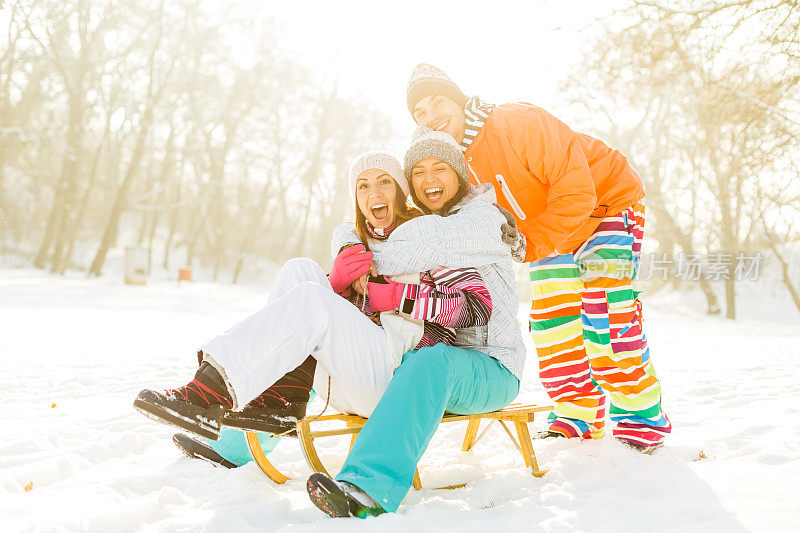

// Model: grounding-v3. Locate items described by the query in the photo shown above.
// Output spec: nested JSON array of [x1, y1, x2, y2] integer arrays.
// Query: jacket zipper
[[495, 174, 527, 220], [467, 160, 482, 184]]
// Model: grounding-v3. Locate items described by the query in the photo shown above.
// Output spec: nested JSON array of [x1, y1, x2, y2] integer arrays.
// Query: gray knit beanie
[[406, 63, 468, 116], [403, 126, 468, 183], [349, 151, 409, 199]]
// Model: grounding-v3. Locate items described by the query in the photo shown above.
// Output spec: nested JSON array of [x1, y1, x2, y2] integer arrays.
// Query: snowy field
[[2, 266, 799, 532]]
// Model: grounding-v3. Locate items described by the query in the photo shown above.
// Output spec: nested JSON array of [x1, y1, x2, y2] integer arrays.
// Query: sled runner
[[244, 431, 290, 483], [244, 403, 552, 488]]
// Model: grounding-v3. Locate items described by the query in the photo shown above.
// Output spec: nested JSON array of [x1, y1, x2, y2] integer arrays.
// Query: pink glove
[[328, 244, 373, 294], [366, 277, 406, 312]]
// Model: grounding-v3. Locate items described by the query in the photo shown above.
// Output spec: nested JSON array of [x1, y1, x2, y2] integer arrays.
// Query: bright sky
[[265, 0, 621, 151]]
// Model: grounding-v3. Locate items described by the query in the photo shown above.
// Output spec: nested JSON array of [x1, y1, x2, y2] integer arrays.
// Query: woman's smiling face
[[355, 168, 398, 229], [410, 158, 460, 212]]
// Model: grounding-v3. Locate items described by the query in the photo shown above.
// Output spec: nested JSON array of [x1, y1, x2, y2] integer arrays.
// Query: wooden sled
[[245, 403, 552, 488], [244, 431, 290, 484]]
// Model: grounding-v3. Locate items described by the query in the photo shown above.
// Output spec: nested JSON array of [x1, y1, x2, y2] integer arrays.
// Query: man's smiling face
[[412, 95, 466, 144]]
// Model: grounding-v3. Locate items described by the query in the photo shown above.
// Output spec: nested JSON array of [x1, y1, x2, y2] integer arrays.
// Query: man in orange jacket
[[406, 63, 671, 451]]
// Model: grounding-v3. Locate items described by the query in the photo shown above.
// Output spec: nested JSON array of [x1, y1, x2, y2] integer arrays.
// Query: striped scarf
[[459, 96, 495, 153]]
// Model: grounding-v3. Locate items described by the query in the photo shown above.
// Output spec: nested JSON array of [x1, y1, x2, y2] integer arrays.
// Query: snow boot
[[306, 473, 385, 518], [533, 430, 567, 439], [172, 433, 238, 469], [133, 361, 233, 440], [223, 393, 307, 436], [617, 437, 663, 455], [224, 356, 316, 436]]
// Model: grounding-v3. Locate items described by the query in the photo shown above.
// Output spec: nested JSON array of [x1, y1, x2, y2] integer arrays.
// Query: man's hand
[[494, 203, 527, 262]]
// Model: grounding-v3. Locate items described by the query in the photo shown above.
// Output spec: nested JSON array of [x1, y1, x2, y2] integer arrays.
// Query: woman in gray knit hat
[[308, 127, 526, 518], [404, 126, 472, 215]]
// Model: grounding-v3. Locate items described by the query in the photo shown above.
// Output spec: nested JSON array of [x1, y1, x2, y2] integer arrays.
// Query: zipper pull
[[495, 174, 527, 221]]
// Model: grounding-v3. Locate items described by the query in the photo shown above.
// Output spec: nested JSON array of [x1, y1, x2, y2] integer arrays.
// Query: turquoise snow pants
[[336, 344, 520, 512], [204, 428, 280, 467]]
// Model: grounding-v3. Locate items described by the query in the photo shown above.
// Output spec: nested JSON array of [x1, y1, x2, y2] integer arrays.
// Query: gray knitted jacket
[[330, 185, 526, 379]]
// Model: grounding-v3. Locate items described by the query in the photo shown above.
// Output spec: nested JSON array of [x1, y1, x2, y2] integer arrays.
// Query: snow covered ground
[[2, 266, 799, 532]]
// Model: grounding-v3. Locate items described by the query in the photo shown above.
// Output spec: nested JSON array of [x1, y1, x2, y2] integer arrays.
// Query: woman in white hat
[[133, 151, 495, 447]]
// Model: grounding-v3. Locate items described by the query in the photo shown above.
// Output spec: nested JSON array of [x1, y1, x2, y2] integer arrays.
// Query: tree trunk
[[723, 277, 736, 320], [232, 178, 274, 284], [136, 210, 150, 245], [650, 201, 721, 315], [185, 172, 213, 270], [89, 2, 165, 277], [163, 131, 193, 270], [763, 224, 800, 315], [36, 2, 94, 271], [707, 131, 737, 319], [88, 117, 151, 277], [34, 90, 84, 269], [162, 178, 182, 270], [232, 113, 282, 284], [776, 252, 800, 315], [56, 118, 111, 274], [147, 208, 161, 273]]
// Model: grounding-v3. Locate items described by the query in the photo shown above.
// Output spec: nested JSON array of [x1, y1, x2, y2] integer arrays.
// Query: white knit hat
[[349, 151, 409, 199], [403, 126, 468, 183]]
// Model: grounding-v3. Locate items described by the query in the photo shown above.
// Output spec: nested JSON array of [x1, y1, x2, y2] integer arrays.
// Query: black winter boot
[[133, 362, 233, 440], [533, 430, 568, 440], [224, 356, 316, 436], [172, 433, 238, 469], [307, 473, 385, 518]]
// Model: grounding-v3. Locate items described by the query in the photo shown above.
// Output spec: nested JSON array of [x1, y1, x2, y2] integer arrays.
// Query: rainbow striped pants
[[529, 203, 671, 448]]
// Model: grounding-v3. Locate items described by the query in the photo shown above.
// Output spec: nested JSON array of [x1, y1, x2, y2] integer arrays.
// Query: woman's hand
[[352, 273, 368, 295], [351, 265, 376, 295], [366, 275, 406, 312], [329, 244, 373, 294]]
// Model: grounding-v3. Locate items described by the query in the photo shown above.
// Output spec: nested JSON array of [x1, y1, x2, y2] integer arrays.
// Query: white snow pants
[[200, 258, 395, 417]]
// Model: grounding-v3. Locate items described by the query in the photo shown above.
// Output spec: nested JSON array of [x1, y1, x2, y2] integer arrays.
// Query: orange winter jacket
[[464, 103, 645, 263]]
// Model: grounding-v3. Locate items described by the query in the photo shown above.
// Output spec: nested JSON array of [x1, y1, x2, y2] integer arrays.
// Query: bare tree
[[20, 0, 138, 270], [562, 0, 799, 318], [89, 0, 172, 276], [2, 0, 399, 281]]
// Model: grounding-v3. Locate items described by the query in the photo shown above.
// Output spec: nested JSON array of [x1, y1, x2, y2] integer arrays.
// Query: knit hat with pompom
[[403, 126, 468, 184], [406, 63, 468, 116]]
